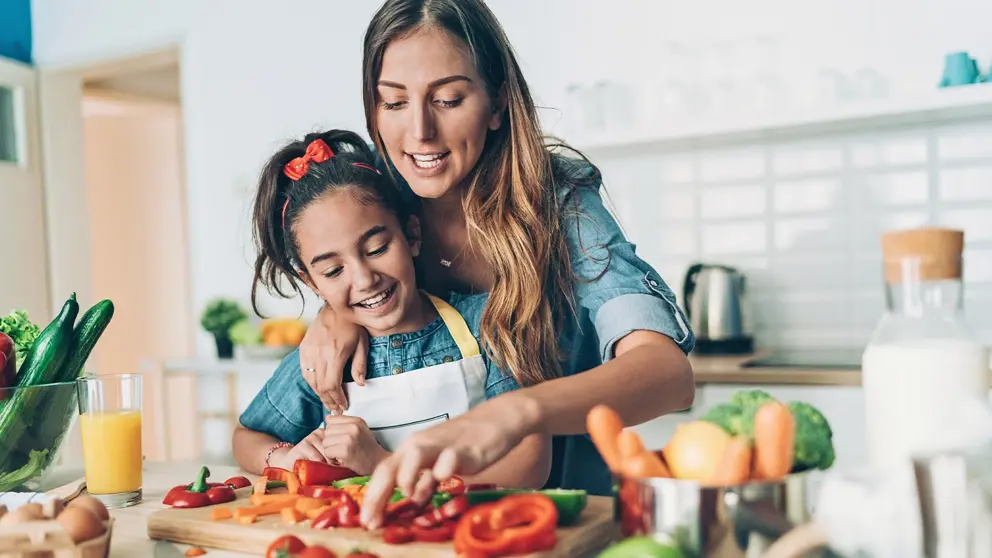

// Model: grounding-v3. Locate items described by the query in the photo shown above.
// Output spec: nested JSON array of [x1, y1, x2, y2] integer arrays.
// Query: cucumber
[[59, 299, 114, 381], [0, 294, 79, 471]]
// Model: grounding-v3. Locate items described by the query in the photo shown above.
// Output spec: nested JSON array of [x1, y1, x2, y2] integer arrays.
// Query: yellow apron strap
[[426, 293, 481, 359]]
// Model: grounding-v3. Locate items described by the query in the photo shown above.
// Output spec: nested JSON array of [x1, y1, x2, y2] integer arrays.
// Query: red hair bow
[[283, 139, 334, 181]]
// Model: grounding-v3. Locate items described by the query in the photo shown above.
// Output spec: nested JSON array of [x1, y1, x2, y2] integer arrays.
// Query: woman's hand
[[359, 392, 540, 528], [268, 429, 326, 471], [299, 305, 370, 414], [320, 415, 390, 476]]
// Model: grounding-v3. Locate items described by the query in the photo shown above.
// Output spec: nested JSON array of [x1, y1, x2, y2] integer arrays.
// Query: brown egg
[[66, 495, 109, 521], [55, 507, 106, 543], [0, 503, 45, 525], [43, 498, 65, 519], [0, 504, 6, 521]]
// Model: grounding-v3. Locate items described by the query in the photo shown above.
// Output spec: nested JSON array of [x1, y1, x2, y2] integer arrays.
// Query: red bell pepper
[[410, 521, 457, 543], [437, 475, 465, 495], [383, 525, 415, 545], [261, 466, 301, 495], [310, 491, 361, 529], [224, 476, 251, 489], [301, 485, 341, 499], [162, 466, 237, 508], [453, 494, 558, 557], [383, 498, 425, 526], [293, 459, 358, 486], [413, 495, 469, 527]]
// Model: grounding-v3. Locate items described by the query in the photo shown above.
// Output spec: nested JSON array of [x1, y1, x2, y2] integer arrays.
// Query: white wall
[[30, 0, 992, 357]]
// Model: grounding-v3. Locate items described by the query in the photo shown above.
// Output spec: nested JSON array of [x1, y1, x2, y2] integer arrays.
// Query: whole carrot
[[587, 405, 625, 472], [618, 430, 648, 461], [752, 401, 795, 481], [707, 436, 752, 486], [622, 452, 672, 479]]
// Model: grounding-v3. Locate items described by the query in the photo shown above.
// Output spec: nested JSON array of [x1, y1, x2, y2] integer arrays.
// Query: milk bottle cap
[[881, 227, 964, 283]]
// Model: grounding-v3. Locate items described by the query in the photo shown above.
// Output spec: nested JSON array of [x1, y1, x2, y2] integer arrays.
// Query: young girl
[[232, 129, 550, 490]]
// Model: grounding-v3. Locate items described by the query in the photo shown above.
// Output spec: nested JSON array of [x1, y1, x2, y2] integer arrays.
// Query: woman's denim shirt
[[384, 154, 696, 496], [239, 292, 520, 444]]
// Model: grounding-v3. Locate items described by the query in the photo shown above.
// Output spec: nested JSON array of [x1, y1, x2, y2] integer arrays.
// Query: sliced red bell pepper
[[309, 490, 361, 529], [163, 466, 235, 508], [413, 495, 469, 527], [453, 494, 559, 557], [384, 498, 425, 525], [410, 521, 456, 543], [437, 475, 465, 495], [261, 466, 301, 495], [383, 525, 415, 545], [301, 485, 343, 499], [293, 459, 358, 486], [224, 476, 251, 489]]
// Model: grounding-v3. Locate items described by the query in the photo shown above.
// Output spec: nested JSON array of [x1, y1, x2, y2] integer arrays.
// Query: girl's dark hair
[[250, 129, 408, 316], [363, 0, 601, 386]]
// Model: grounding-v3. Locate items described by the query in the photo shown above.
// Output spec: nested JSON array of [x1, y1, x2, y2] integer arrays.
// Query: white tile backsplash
[[701, 184, 766, 219], [614, 118, 992, 351], [940, 166, 992, 201]]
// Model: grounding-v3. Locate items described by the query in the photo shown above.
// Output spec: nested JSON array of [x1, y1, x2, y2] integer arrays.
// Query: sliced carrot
[[185, 547, 207, 557], [587, 405, 624, 472], [622, 451, 671, 478], [236, 514, 257, 525], [706, 437, 752, 486], [618, 430, 648, 461], [305, 505, 331, 520], [210, 507, 233, 521], [253, 476, 269, 495], [234, 500, 297, 519], [294, 497, 328, 512], [752, 401, 796, 481], [249, 493, 300, 506], [281, 506, 305, 524]]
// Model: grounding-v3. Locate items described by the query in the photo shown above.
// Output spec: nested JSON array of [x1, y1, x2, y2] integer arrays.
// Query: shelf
[[571, 83, 992, 155]]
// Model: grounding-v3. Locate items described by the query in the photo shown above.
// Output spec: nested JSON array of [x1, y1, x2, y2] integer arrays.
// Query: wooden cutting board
[[146, 492, 618, 557]]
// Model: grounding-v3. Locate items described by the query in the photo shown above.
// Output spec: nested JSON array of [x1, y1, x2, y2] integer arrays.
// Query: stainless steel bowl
[[615, 472, 838, 558]]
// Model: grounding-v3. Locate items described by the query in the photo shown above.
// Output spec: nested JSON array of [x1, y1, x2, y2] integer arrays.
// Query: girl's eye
[[368, 244, 389, 257], [323, 267, 343, 279], [435, 98, 462, 108], [381, 100, 405, 110]]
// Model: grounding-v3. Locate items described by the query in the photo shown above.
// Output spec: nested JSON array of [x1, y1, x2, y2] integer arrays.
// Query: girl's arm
[[232, 425, 328, 474], [298, 304, 370, 414]]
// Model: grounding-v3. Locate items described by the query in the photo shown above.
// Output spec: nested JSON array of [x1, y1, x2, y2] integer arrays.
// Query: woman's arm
[[232, 425, 328, 474], [298, 304, 370, 414]]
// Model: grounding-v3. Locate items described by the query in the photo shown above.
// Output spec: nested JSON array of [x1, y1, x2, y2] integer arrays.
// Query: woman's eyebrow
[[378, 75, 473, 90]]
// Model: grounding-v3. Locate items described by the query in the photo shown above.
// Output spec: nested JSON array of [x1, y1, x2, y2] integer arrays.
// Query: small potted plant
[[200, 298, 247, 359]]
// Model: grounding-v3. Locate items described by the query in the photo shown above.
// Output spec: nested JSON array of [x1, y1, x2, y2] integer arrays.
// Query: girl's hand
[[359, 393, 536, 529], [268, 429, 326, 471], [300, 305, 370, 414], [321, 415, 390, 476]]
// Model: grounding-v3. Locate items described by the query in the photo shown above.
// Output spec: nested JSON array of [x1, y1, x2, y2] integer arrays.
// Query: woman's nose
[[410, 102, 436, 142]]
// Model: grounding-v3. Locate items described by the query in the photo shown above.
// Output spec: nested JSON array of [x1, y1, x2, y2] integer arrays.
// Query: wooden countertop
[[689, 352, 862, 387]]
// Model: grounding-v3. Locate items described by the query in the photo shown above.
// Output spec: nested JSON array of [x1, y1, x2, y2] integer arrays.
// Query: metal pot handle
[[760, 522, 830, 558]]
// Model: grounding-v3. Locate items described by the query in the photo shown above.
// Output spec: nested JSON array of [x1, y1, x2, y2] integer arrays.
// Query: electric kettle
[[682, 263, 753, 355]]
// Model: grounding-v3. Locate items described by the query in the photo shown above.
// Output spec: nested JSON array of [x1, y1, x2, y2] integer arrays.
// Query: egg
[[0, 503, 45, 526], [55, 507, 106, 543], [66, 495, 109, 521], [0, 504, 6, 521], [43, 498, 65, 519]]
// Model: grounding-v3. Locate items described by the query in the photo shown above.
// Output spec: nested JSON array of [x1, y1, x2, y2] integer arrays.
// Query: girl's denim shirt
[[239, 292, 519, 444]]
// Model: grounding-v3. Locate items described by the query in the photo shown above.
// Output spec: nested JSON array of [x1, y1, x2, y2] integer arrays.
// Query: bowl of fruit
[[0, 294, 114, 492]]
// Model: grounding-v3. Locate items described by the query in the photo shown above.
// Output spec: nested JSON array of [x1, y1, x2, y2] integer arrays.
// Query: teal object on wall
[[0, 0, 32, 65]]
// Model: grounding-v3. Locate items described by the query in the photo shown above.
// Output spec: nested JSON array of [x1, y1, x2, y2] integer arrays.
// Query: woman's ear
[[405, 214, 423, 257], [489, 83, 508, 131]]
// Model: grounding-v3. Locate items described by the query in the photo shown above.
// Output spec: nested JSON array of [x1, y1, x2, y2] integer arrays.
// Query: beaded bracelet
[[264, 441, 293, 467]]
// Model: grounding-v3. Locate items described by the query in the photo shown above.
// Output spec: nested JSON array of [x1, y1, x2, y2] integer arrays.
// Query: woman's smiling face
[[375, 27, 504, 202]]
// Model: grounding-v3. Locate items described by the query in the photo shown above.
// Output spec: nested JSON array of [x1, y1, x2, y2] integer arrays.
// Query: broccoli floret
[[701, 403, 747, 436], [788, 401, 835, 471], [729, 389, 776, 410]]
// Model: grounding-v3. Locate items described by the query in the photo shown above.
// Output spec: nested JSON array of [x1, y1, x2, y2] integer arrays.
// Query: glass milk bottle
[[862, 227, 990, 470]]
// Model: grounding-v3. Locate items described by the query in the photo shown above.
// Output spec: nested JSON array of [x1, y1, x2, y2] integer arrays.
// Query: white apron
[[342, 294, 488, 451]]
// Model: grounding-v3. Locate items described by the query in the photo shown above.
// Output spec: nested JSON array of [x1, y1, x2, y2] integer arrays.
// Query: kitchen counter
[[690, 353, 862, 387]]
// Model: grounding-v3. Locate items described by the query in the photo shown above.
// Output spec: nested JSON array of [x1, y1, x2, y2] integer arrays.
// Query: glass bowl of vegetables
[[0, 380, 79, 492]]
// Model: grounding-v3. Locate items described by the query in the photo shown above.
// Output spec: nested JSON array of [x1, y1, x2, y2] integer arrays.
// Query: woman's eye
[[435, 98, 462, 108], [368, 244, 389, 257], [323, 267, 342, 279], [381, 100, 405, 110]]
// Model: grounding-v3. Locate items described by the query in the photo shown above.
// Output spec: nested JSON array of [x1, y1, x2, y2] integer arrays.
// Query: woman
[[298, 0, 696, 527]]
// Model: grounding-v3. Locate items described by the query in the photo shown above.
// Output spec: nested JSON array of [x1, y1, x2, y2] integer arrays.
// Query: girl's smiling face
[[294, 189, 424, 337], [374, 27, 504, 202]]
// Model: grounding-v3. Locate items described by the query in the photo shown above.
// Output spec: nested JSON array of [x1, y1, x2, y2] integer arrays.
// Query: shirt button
[[390, 337, 403, 349], [442, 356, 454, 363], [391, 365, 403, 375], [649, 279, 658, 287]]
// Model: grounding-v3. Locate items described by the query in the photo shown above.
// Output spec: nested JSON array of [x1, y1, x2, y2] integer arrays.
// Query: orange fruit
[[662, 421, 732, 481]]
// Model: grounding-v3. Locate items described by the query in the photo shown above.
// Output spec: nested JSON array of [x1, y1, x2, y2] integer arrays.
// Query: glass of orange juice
[[76, 373, 143, 508]]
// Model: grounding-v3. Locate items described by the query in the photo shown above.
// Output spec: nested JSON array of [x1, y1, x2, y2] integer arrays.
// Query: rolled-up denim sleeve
[[239, 348, 326, 444], [563, 182, 694, 361]]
